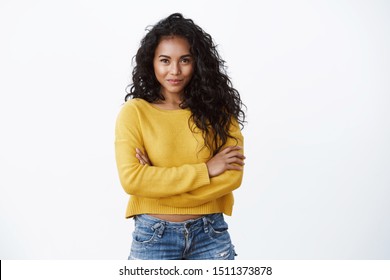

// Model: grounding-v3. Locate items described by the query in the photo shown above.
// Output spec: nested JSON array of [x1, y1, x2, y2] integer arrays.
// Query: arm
[[158, 131, 244, 207], [115, 102, 210, 198], [135, 121, 245, 207], [159, 168, 243, 207]]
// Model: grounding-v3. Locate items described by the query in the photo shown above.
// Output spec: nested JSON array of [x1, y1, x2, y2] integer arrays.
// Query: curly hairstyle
[[125, 13, 246, 155]]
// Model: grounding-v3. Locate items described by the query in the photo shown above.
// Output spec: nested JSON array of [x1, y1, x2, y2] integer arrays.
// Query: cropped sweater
[[115, 98, 244, 218]]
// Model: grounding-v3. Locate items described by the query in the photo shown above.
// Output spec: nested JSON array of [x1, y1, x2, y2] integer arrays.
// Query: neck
[[158, 93, 183, 109]]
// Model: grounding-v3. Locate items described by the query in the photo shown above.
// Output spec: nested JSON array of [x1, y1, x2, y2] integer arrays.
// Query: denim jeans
[[128, 213, 236, 260]]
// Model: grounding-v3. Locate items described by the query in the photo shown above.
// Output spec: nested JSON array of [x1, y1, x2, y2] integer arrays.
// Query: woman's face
[[153, 36, 194, 98]]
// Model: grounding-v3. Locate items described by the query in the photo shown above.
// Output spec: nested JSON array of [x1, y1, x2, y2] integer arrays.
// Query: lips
[[167, 79, 182, 85]]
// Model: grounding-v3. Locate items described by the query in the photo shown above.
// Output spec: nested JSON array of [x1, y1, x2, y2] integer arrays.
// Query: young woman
[[115, 13, 246, 260]]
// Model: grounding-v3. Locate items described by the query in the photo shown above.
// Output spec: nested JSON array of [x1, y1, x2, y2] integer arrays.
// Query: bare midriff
[[149, 214, 203, 222]]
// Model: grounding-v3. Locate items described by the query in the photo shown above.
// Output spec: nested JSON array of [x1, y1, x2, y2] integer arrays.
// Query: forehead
[[155, 36, 191, 55]]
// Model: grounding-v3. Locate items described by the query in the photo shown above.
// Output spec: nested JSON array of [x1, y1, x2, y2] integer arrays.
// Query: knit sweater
[[115, 98, 244, 218]]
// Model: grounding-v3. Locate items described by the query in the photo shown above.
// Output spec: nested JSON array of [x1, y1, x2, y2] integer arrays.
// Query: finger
[[138, 153, 148, 162], [135, 154, 145, 165], [142, 153, 151, 165], [228, 145, 242, 151], [221, 145, 242, 154], [136, 148, 150, 164], [135, 149, 144, 160], [140, 157, 149, 165], [228, 150, 245, 157], [225, 151, 245, 160], [136, 155, 144, 165], [227, 164, 243, 171], [227, 157, 245, 165]]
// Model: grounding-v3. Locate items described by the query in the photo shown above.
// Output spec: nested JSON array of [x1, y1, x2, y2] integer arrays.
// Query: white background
[[0, 0, 389, 259]]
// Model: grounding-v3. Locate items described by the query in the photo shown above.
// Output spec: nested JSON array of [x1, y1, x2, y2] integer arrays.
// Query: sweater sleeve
[[115, 101, 210, 198], [157, 121, 244, 207]]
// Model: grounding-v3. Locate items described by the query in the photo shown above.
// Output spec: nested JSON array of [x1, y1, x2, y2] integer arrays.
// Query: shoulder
[[228, 118, 244, 139], [122, 98, 149, 110], [118, 98, 151, 116], [116, 98, 149, 125], [229, 118, 242, 132]]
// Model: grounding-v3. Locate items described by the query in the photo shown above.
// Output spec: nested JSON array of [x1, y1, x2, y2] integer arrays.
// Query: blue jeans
[[128, 213, 236, 260]]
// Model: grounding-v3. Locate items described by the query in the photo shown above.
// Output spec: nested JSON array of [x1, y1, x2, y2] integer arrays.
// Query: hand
[[206, 146, 245, 178], [135, 148, 152, 165]]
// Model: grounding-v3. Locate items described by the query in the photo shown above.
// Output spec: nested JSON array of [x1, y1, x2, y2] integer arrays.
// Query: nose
[[170, 62, 181, 75]]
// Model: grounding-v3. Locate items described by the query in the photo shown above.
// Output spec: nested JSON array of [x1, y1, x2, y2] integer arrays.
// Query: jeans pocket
[[132, 220, 161, 244], [208, 219, 229, 239], [207, 220, 235, 259]]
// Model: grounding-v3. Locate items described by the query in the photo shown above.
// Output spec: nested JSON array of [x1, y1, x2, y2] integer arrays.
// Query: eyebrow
[[158, 54, 192, 59]]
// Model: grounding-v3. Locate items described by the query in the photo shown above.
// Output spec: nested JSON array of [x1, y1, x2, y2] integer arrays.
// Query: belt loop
[[202, 216, 209, 233], [152, 222, 166, 238]]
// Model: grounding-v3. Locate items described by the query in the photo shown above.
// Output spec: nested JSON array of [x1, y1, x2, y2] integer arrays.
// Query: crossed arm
[[136, 146, 245, 178], [135, 144, 245, 207], [115, 102, 245, 206]]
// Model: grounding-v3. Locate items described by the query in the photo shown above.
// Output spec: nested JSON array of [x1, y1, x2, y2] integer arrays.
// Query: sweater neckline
[[139, 98, 191, 114]]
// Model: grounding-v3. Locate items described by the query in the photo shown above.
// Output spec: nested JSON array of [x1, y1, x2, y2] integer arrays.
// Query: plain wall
[[0, 0, 389, 259]]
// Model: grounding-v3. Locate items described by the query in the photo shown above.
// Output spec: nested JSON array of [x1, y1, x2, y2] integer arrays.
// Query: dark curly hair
[[125, 13, 246, 155]]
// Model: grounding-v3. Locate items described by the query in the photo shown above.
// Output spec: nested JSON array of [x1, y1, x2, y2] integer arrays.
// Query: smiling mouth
[[167, 79, 182, 85]]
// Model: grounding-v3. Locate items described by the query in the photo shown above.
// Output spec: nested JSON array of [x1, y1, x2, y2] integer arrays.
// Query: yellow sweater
[[115, 98, 244, 218]]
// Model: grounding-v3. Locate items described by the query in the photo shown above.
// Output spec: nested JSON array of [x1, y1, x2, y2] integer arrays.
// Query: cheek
[[153, 65, 165, 80], [185, 66, 194, 79]]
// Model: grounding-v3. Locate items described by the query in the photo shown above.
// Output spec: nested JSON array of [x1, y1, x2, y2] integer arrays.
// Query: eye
[[160, 59, 169, 64], [180, 57, 192, 64]]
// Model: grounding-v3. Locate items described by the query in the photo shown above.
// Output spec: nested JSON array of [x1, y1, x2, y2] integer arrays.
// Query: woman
[[115, 13, 246, 260]]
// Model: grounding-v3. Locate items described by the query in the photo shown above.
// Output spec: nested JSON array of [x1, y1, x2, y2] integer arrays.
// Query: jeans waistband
[[135, 213, 223, 229]]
